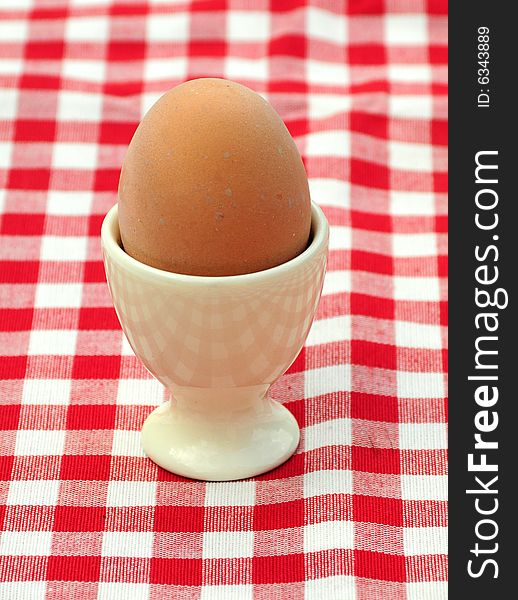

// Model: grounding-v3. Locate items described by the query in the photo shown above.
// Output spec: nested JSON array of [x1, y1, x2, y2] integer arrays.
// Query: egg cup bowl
[[101, 202, 329, 481]]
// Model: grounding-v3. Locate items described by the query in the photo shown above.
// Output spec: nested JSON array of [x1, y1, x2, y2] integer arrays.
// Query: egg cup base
[[141, 394, 300, 481]]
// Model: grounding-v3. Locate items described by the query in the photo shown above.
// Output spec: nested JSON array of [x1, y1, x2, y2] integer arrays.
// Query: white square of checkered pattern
[[390, 190, 437, 216], [28, 329, 78, 355], [304, 470, 353, 498], [97, 583, 150, 600], [304, 418, 352, 452], [202, 530, 254, 559], [329, 225, 352, 251], [200, 585, 254, 600], [0, 582, 46, 600], [14, 429, 66, 456], [392, 233, 437, 257], [0, 20, 27, 42], [394, 276, 440, 301], [306, 131, 350, 157], [101, 531, 154, 558], [307, 59, 349, 85], [34, 283, 83, 308], [307, 8, 347, 44], [304, 520, 354, 553], [106, 481, 157, 507], [385, 15, 428, 45], [227, 12, 270, 42], [147, 12, 189, 41], [0, 142, 12, 167], [47, 191, 94, 215], [401, 475, 448, 501], [111, 430, 145, 457], [305, 576, 356, 600], [62, 59, 106, 82], [395, 321, 442, 349], [226, 55, 268, 80], [308, 178, 351, 209], [144, 57, 187, 82], [52, 143, 98, 170], [399, 422, 447, 451], [116, 378, 164, 405], [388, 64, 432, 83], [403, 526, 447, 556], [389, 95, 434, 119], [305, 364, 351, 398], [322, 270, 351, 296], [70, 0, 109, 6], [65, 16, 109, 41], [40, 236, 89, 262], [22, 379, 72, 405], [306, 315, 351, 347], [57, 92, 103, 122], [308, 94, 351, 119], [7, 480, 60, 506], [389, 140, 433, 172], [0, 59, 22, 76], [204, 481, 256, 507], [406, 581, 448, 600], [0, 531, 53, 556], [397, 371, 445, 399]]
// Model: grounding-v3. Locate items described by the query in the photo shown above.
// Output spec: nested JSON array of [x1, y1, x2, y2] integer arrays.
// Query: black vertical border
[[449, 3, 515, 596]]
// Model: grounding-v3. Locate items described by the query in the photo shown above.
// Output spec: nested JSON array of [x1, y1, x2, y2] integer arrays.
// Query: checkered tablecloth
[[0, 1, 447, 598]]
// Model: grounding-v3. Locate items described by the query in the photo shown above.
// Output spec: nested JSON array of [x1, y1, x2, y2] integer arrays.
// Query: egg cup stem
[[141, 385, 300, 481]]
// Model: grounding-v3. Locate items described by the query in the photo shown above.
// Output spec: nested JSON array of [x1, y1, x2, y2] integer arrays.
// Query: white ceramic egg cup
[[101, 203, 329, 481]]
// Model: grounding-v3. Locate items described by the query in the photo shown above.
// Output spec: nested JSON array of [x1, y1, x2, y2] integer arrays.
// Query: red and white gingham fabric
[[0, 1, 447, 598]]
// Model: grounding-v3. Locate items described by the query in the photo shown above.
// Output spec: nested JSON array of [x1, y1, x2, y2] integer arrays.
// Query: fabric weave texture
[[0, 0, 447, 598]]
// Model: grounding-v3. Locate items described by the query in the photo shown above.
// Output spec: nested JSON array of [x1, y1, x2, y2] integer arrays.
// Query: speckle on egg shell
[[118, 78, 311, 276]]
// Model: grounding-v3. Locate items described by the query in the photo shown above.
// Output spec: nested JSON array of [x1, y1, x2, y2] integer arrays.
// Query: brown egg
[[118, 78, 311, 276]]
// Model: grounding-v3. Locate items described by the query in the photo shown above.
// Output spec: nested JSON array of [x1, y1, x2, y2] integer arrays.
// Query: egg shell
[[118, 78, 311, 276]]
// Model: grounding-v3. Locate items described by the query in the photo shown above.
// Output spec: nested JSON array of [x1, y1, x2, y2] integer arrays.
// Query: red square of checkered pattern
[[0, 0, 447, 597]]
